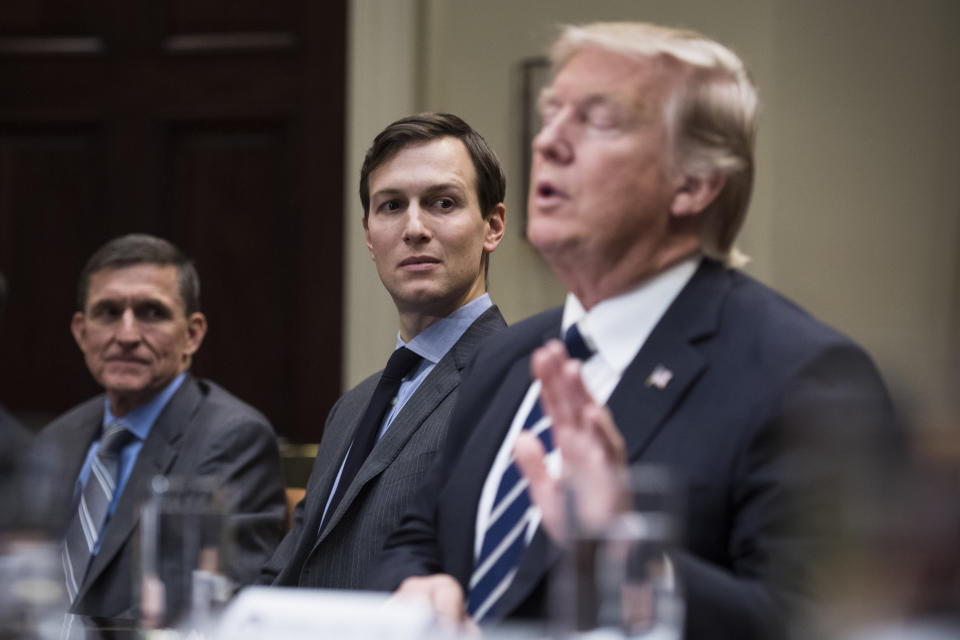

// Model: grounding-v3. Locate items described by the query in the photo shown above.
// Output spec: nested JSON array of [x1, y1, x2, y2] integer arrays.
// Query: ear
[[184, 312, 208, 355], [70, 311, 87, 352], [482, 203, 506, 253], [670, 171, 726, 218], [362, 215, 376, 260]]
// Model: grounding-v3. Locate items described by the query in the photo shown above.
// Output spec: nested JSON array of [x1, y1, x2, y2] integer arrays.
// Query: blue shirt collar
[[396, 293, 492, 365], [102, 372, 187, 440]]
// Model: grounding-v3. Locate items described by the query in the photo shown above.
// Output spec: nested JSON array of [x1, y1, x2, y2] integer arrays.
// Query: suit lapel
[[76, 377, 199, 601], [315, 360, 461, 542], [612, 259, 726, 460], [314, 307, 507, 547], [63, 405, 104, 497], [299, 403, 361, 541], [496, 261, 730, 616], [610, 324, 706, 461]]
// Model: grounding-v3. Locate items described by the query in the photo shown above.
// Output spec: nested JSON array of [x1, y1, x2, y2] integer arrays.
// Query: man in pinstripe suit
[[260, 113, 507, 588]]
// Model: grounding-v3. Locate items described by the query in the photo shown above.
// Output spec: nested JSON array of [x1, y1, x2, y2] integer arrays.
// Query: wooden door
[[0, 0, 345, 443]]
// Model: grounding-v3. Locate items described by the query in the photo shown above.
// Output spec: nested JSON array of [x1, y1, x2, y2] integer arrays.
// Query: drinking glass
[[551, 464, 684, 639], [139, 475, 234, 633]]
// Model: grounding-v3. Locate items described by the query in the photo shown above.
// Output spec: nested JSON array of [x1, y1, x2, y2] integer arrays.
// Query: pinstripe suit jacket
[[261, 305, 506, 589]]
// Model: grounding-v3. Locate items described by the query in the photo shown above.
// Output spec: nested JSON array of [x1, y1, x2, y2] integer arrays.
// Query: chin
[[526, 226, 568, 255], [101, 375, 150, 396]]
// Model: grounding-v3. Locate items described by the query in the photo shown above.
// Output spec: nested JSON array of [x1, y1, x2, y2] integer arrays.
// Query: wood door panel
[[163, 120, 298, 429], [165, 0, 304, 34], [0, 1, 345, 441], [0, 126, 109, 410]]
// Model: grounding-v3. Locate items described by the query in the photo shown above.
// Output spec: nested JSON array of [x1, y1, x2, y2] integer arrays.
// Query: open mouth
[[537, 183, 559, 197], [533, 181, 567, 205]]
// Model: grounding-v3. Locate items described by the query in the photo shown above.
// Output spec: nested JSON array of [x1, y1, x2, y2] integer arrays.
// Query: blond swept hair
[[551, 22, 758, 267]]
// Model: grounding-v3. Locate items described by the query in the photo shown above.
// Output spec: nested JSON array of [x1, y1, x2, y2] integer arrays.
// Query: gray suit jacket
[[261, 305, 506, 588], [0, 403, 32, 532], [36, 374, 286, 620]]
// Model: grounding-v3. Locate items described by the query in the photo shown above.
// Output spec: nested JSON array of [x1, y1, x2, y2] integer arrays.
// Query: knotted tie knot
[[562, 323, 593, 362], [98, 421, 133, 458], [381, 346, 422, 383]]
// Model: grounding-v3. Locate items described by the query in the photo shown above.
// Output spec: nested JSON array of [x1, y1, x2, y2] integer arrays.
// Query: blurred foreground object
[[216, 587, 436, 640]]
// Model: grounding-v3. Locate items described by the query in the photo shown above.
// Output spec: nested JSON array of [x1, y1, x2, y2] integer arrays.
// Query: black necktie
[[324, 346, 422, 521]]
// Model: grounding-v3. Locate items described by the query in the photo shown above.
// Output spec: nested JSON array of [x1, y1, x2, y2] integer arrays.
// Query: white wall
[[345, 0, 960, 425]]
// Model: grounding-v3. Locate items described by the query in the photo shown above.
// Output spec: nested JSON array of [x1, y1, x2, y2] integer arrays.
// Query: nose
[[532, 110, 573, 164], [115, 308, 141, 345], [402, 203, 432, 244]]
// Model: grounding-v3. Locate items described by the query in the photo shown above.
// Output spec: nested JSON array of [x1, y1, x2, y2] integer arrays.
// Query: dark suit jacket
[[261, 306, 506, 589], [36, 374, 286, 620], [0, 403, 32, 532], [371, 259, 900, 639]]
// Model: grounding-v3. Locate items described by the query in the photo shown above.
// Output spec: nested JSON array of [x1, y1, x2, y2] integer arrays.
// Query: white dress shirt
[[474, 258, 700, 558]]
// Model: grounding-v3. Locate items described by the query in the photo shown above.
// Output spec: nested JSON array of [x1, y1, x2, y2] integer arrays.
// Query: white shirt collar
[[561, 257, 701, 375]]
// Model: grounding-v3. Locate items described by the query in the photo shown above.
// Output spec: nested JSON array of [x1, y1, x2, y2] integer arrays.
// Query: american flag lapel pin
[[645, 364, 673, 390]]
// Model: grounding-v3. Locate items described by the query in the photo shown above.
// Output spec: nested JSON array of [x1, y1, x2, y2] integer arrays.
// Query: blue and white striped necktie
[[61, 421, 133, 602], [467, 324, 593, 622]]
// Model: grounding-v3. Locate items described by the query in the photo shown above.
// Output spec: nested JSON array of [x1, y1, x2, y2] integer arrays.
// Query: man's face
[[363, 137, 505, 330], [527, 48, 687, 287], [71, 263, 207, 415]]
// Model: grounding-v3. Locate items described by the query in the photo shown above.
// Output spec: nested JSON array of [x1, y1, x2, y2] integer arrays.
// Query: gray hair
[[551, 22, 758, 266]]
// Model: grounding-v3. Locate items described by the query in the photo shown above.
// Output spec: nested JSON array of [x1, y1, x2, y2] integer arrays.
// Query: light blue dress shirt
[[75, 372, 186, 553], [318, 294, 493, 530]]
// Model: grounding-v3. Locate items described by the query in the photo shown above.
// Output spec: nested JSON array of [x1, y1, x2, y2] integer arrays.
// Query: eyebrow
[[538, 88, 621, 110], [421, 182, 467, 197], [371, 182, 467, 201], [537, 87, 556, 112], [88, 295, 172, 309]]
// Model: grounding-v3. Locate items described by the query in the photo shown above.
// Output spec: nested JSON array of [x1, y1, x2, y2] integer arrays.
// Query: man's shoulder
[[178, 375, 274, 432], [480, 306, 561, 356], [442, 303, 508, 369], [343, 304, 510, 395], [719, 267, 858, 352], [41, 394, 104, 434], [686, 264, 882, 392]]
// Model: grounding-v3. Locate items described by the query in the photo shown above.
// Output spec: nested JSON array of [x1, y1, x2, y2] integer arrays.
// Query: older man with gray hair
[[371, 22, 899, 639]]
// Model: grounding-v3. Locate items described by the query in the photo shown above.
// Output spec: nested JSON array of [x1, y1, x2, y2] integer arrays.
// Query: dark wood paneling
[[163, 121, 298, 429], [0, 1, 103, 34], [0, 127, 109, 409], [166, 0, 303, 34], [0, 1, 346, 442]]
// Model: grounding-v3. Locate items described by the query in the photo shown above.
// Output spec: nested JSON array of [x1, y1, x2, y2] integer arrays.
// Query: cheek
[[82, 332, 110, 359], [369, 230, 398, 261]]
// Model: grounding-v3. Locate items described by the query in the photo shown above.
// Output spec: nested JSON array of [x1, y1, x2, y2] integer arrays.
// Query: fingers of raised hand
[[583, 403, 626, 466], [515, 431, 564, 541]]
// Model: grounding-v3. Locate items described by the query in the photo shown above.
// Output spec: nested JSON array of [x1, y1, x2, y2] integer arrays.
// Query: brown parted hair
[[359, 112, 506, 220], [550, 22, 759, 267], [77, 234, 201, 315]]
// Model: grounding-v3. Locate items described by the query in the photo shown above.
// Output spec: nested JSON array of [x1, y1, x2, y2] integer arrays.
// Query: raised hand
[[514, 339, 628, 543]]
